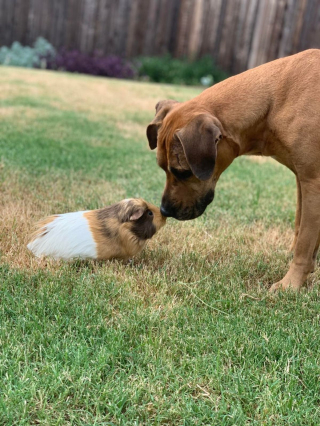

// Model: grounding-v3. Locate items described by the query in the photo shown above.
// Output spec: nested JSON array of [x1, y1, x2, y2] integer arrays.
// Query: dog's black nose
[[160, 204, 173, 217]]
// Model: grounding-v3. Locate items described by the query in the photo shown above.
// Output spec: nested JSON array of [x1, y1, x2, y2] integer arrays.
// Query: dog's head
[[147, 100, 230, 220]]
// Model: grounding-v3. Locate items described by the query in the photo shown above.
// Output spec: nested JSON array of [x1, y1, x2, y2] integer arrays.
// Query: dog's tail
[[27, 211, 97, 260]]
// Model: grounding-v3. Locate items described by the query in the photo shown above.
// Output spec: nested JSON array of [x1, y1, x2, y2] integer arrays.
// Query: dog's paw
[[269, 281, 285, 293], [269, 279, 301, 293]]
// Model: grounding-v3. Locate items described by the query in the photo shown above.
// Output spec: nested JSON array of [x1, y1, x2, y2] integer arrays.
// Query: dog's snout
[[160, 199, 174, 217], [160, 204, 173, 217]]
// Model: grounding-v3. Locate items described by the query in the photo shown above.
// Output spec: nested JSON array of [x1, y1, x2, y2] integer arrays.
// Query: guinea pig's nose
[[160, 203, 173, 217]]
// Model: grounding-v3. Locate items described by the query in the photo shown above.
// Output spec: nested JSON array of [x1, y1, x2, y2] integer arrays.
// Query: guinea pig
[[27, 198, 166, 261]]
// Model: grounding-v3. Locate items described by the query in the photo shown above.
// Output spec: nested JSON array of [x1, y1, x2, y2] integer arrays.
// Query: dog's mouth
[[161, 190, 214, 221]]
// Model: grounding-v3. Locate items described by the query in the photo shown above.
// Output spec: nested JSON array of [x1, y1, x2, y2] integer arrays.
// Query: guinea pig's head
[[118, 198, 166, 240]]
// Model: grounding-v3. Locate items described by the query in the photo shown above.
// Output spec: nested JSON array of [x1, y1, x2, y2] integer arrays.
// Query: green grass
[[0, 67, 320, 425]]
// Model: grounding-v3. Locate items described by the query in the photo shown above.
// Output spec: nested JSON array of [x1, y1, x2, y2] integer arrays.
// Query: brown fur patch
[[29, 215, 58, 242], [84, 199, 166, 261], [84, 210, 124, 260]]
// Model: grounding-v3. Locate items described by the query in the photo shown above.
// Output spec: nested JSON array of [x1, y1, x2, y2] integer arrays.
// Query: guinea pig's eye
[[147, 210, 154, 217]]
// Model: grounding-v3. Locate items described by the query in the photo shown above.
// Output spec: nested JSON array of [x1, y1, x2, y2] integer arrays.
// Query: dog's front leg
[[290, 176, 302, 252], [270, 179, 320, 291]]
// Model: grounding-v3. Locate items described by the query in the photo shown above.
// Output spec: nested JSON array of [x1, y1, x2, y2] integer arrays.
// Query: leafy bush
[[136, 55, 228, 86], [0, 37, 226, 86], [46, 50, 135, 79], [0, 37, 55, 68]]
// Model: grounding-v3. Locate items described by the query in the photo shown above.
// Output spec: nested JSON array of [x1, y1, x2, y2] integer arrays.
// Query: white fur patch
[[27, 211, 97, 260]]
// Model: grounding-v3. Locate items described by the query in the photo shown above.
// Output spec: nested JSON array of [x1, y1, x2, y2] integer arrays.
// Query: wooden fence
[[0, 0, 319, 74]]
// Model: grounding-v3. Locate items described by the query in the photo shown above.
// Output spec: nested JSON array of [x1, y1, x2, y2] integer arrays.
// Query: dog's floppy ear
[[146, 100, 179, 150], [176, 114, 222, 181]]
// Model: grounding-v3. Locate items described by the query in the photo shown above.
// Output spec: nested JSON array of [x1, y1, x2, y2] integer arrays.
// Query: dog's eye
[[147, 210, 154, 217], [170, 167, 193, 180]]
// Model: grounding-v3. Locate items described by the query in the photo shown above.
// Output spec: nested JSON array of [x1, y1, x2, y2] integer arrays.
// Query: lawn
[[1, 67, 320, 425]]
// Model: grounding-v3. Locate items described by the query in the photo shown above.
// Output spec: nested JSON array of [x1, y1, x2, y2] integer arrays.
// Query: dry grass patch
[[94, 219, 297, 307], [0, 67, 202, 123], [0, 106, 44, 120], [116, 120, 147, 140], [247, 156, 282, 166], [0, 169, 125, 270], [0, 164, 295, 295]]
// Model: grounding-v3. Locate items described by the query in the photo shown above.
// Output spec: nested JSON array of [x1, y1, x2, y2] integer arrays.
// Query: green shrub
[[137, 55, 228, 86], [0, 37, 55, 68]]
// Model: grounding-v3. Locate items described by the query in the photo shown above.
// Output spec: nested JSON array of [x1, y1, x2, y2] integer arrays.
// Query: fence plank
[[266, 0, 287, 62], [175, 0, 195, 57], [155, 0, 177, 56], [133, 0, 151, 56], [213, 0, 228, 59], [114, 0, 132, 56], [167, 0, 181, 55], [12, 0, 30, 45], [64, 0, 80, 49], [3, 0, 16, 46], [143, 0, 159, 55], [217, 0, 242, 72], [204, 0, 223, 65], [188, 0, 204, 59], [311, 2, 320, 47], [248, 0, 268, 68], [126, 0, 140, 57], [278, 0, 298, 58], [299, 0, 320, 51], [233, 0, 252, 74]]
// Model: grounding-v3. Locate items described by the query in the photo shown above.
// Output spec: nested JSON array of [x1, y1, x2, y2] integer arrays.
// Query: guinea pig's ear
[[146, 99, 179, 150], [176, 114, 222, 181], [129, 209, 144, 221]]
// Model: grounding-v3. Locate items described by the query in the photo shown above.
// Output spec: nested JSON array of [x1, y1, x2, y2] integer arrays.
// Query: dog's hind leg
[[270, 178, 320, 291], [290, 176, 302, 252], [311, 233, 320, 273]]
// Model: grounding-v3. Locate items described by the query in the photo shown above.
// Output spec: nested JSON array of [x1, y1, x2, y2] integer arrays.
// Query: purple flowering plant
[[46, 49, 136, 79]]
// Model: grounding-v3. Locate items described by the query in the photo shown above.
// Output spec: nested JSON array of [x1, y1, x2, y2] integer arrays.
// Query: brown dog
[[147, 49, 320, 291]]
